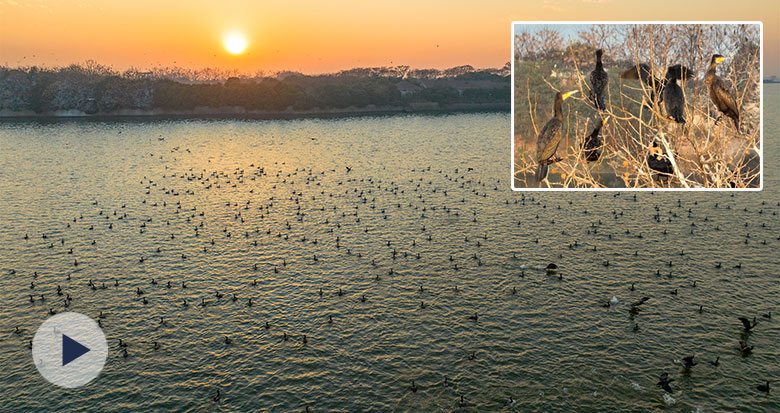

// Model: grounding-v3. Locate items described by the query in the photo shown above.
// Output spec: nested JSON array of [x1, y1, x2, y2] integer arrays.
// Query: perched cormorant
[[666, 64, 691, 83], [584, 116, 609, 162], [704, 54, 740, 131], [589, 49, 608, 110], [620, 63, 663, 103], [621, 63, 690, 106], [663, 67, 686, 124], [535, 90, 578, 182], [647, 142, 673, 176]]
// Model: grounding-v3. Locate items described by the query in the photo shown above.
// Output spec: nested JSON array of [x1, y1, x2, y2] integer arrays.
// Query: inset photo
[[511, 22, 762, 189]]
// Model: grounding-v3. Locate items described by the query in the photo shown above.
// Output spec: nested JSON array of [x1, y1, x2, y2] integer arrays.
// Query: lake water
[[0, 86, 778, 411]]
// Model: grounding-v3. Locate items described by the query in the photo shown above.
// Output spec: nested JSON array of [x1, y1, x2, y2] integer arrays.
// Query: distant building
[[396, 80, 421, 96], [418, 79, 506, 96]]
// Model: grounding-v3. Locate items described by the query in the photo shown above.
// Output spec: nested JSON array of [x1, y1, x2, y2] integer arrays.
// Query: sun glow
[[223, 32, 248, 55]]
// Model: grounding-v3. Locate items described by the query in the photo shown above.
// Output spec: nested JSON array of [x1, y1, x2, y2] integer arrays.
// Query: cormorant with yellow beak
[[535, 90, 578, 182], [705, 54, 740, 132]]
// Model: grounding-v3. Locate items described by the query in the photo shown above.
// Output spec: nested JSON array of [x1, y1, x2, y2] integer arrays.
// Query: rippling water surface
[[1, 86, 778, 411]]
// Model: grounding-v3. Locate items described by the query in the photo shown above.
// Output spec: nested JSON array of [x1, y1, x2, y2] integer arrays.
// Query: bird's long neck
[[706, 62, 718, 77], [595, 54, 603, 70], [554, 98, 563, 119]]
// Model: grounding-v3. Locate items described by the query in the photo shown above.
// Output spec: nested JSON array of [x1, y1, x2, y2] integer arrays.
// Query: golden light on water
[[223, 31, 248, 55]]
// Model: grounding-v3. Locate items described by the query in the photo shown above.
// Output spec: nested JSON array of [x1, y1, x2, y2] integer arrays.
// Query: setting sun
[[223, 32, 248, 55]]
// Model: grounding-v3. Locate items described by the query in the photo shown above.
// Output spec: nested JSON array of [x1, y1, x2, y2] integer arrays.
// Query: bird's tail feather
[[536, 163, 548, 183], [589, 93, 605, 110]]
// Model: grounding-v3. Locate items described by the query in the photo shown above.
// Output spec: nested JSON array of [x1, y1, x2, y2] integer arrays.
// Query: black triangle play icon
[[62, 334, 90, 366]]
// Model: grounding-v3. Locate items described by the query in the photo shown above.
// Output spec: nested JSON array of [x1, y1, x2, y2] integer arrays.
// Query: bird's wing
[[711, 77, 738, 114], [620, 64, 650, 80], [739, 317, 751, 329], [536, 119, 563, 162]]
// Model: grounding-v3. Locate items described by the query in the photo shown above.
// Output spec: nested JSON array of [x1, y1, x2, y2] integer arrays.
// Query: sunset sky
[[1, 0, 778, 76]]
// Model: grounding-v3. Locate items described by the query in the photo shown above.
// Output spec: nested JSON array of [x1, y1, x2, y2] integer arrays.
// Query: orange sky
[[1, 0, 778, 76]]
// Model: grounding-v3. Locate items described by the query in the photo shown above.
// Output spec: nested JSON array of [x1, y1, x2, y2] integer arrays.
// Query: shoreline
[[0, 103, 509, 121]]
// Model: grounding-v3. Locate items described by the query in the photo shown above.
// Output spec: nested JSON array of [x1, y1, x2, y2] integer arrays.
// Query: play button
[[32, 312, 107, 388], [62, 334, 90, 366]]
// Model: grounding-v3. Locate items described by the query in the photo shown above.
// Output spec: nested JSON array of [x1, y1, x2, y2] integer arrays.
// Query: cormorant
[[584, 116, 609, 162], [682, 355, 697, 369], [739, 316, 758, 331], [589, 49, 608, 110], [535, 90, 578, 182], [620, 63, 663, 103], [663, 67, 686, 123], [666, 64, 691, 83], [647, 142, 673, 176], [757, 381, 770, 393], [704, 54, 740, 131], [621, 63, 690, 106], [656, 372, 674, 393]]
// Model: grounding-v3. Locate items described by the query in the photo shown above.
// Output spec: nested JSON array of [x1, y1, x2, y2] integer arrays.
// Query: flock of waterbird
[[6, 139, 778, 409], [534, 50, 744, 184]]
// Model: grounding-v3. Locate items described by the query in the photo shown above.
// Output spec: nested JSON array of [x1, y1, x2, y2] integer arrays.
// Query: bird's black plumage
[[589, 49, 608, 110], [663, 67, 686, 124], [647, 142, 673, 175], [584, 117, 608, 162], [666, 64, 692, 82], [682, 355, 697, 369], [656, 372, 674, 393], [620, 63, 690, 106], [739, 316, 757, 331]]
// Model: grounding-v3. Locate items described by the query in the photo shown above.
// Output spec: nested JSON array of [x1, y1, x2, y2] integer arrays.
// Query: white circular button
[[32, 312, 108, 388]]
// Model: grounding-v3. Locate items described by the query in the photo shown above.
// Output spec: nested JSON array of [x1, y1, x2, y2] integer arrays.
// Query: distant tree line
[[0, 61, 509, 114]]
